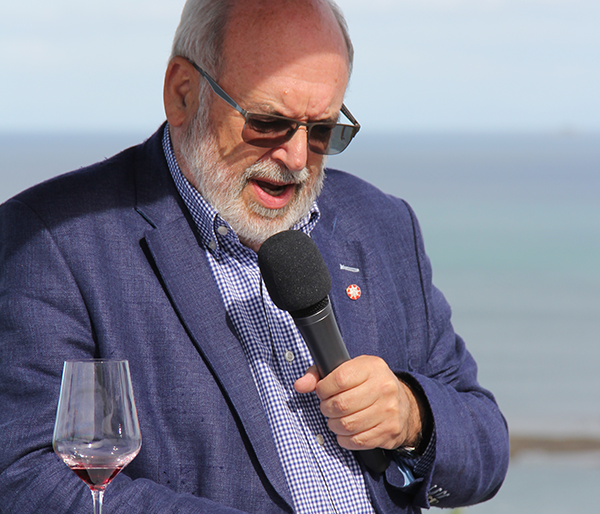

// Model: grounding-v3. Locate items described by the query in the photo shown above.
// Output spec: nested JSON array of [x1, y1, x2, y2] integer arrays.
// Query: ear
[[163, 56, 200, 128]]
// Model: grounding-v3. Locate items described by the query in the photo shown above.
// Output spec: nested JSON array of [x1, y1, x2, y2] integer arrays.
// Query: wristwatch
[[394, 445, 419, 459]]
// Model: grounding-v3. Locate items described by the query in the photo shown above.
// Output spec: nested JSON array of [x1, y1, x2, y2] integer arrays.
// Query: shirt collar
[[161, 124, 321, 258]]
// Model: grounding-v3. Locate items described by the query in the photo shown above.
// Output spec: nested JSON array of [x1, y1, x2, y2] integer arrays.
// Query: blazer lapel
[[312, 214, 408, 370], [312, 225, 380, 360], [133, 130, 293, 508]]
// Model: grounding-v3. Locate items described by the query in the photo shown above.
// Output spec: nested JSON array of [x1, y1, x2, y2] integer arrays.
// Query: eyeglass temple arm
[[186, 57, 359, 133], [341, 104, 360, 132], [185, 58, 247, 116]]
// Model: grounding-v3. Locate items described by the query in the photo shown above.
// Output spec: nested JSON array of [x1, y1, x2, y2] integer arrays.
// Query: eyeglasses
[[186, 58, 360, 155]]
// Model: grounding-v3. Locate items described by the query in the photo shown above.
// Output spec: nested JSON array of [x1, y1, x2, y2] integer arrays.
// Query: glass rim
[[62, 359, 130, 364]]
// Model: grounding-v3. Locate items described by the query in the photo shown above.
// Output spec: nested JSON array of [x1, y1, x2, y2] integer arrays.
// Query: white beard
[[178, 114, 325, 249]]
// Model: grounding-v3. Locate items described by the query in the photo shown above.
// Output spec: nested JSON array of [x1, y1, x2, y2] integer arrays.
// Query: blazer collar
[[133, 124, 186, 229], [133, 125, 293, 508]]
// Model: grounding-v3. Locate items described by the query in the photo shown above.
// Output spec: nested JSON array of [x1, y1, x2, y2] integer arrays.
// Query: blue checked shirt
[[162, 126, 433, 512], [162, 128, 375, 513]]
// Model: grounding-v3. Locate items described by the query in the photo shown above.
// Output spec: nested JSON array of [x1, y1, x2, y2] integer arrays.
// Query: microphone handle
[[293, 301, 389, 474]]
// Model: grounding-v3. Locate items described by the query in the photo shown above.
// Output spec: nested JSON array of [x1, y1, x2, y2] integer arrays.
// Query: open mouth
[[249, 178, 297, 209], [255, 179, 294, 197]]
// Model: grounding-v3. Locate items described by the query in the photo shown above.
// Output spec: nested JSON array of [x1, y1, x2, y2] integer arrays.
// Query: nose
[[270, 127, 309, 172]]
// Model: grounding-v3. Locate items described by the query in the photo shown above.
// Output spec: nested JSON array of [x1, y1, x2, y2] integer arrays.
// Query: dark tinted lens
[[242, 113, 357, 155], [243, 114, 296, 147], [310, 124, 357, 155], [246, 114, 294, 134], [306, 124, 335, 154]]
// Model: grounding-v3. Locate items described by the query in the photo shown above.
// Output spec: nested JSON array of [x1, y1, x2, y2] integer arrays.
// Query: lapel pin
[[346, 284, 361, 300]]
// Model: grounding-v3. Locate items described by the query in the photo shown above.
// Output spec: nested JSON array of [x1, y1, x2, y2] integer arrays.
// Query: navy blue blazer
[[0, 126, 508, 513]]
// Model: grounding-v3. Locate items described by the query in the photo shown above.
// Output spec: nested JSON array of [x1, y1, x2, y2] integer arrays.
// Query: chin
[[228, 197, 310, 250]]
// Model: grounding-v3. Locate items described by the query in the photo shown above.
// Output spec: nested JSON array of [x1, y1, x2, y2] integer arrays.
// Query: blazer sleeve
[[0, 199, 249, 514], [380, 198, 509, 509]]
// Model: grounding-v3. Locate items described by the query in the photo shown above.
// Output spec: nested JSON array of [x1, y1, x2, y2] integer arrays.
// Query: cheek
[[306, 156, 325, 184], [214, 125, 243, 162], [209, 107, 249, 161], [218, 135, 272, 176], [308, 153, 325, 169], [221, 165, 250, 199]]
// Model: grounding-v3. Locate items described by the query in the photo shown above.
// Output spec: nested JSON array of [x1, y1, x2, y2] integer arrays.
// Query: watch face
[[395, 446, 418, 459]]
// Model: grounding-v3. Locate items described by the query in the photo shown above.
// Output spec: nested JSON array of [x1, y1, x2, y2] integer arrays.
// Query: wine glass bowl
[[53, 438, 140, 490], [53, 360, 141, 513]]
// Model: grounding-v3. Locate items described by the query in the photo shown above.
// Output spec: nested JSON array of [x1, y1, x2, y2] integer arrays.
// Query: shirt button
[[208, 240, 217, 251], [316, 434, 325, 446], [284, 351, 295, 363], [217, 225, 228, 236]]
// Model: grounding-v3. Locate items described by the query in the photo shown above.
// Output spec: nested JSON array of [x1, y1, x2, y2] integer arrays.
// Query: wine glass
[[53, 360, 142, 514]]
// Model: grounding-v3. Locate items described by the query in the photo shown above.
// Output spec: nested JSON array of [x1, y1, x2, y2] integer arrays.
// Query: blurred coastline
[[510, 435, 600, 458]]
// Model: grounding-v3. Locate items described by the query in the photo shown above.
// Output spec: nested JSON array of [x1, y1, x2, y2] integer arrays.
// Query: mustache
[[240, 160, 310, 188]]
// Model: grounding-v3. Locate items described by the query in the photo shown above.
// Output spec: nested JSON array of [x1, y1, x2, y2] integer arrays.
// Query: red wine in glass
[[53, 360, 142, 514], [71, 464, 124, 489]]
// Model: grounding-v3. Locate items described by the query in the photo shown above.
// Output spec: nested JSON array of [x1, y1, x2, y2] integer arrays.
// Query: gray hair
[[170, 0, 354, 135], [170, 0, 232, 78], [170, 0, 354, 78]]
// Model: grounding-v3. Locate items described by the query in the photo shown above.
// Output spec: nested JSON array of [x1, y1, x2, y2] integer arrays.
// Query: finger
[[336, 431, 380, 451], [332, 408, 407, 451], [314, 358, 371, 401], [336, 428, 391, 451], [319, 383, 378, 418], [326, 383, 413, 450], [294, 365, 320, 394], [319, 360, 400, 418], [326, 397, 403, 438]]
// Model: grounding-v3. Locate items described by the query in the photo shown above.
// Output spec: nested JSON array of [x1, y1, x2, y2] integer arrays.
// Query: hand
[[294, 355, 423, 451]]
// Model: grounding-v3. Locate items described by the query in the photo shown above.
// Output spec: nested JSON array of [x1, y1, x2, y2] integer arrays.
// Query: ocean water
[[2, 131, 600, 512]]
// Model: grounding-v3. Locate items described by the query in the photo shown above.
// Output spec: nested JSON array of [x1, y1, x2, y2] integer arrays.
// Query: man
[[0, 0, 509, 512]]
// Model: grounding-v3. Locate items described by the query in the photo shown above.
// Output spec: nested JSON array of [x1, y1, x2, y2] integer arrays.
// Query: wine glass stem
[[91, 489, 104, 514]]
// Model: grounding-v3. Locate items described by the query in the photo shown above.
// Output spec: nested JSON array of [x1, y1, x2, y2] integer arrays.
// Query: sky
[[1, 0, 599, 134]]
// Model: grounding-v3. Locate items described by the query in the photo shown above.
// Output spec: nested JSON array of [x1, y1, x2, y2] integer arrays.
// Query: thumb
[[294, 365, 320, 394]]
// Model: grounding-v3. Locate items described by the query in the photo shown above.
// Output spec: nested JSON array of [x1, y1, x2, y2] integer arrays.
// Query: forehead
[[219, 0, 350, 118]]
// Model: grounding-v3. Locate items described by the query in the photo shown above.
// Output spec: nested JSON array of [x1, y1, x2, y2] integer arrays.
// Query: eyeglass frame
[[185, 58, 361, 155]]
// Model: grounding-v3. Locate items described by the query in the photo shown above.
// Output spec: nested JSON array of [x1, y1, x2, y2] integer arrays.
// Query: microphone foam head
[[258, 230, 331, 313]]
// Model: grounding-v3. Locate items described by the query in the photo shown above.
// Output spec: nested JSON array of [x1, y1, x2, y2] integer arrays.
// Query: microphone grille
[[258, 230, 331, 313]]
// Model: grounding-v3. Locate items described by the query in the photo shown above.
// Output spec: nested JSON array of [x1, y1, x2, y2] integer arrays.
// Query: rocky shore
[[510, 436, 600, 458]]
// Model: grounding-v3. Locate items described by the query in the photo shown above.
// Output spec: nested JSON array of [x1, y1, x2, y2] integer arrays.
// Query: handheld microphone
[[258, 230, 389, 474]]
